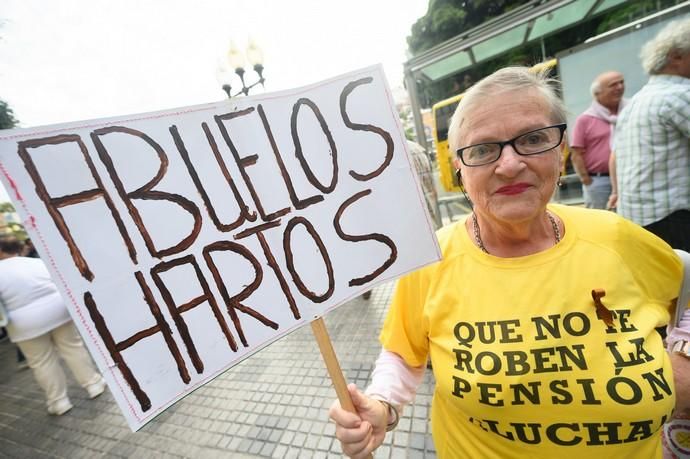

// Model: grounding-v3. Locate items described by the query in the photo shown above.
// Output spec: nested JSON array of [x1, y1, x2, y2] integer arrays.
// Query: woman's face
[[453, 89, 563, 225]]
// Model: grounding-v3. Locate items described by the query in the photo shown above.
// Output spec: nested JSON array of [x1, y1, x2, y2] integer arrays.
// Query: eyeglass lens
[[461, 125, 563, 166]]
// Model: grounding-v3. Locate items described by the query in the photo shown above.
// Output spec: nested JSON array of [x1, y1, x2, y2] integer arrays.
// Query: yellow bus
[[431, 59, 568, 192]]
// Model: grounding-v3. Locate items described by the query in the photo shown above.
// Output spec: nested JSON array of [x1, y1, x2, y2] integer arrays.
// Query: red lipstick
[[496, 183, 530, 195]]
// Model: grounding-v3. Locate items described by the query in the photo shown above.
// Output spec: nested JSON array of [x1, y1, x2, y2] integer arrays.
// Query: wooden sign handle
[[311, 317, 374, 459]]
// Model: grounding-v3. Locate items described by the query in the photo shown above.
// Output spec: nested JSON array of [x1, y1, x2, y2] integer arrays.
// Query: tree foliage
[[0, 202, 27, 240], [0, 109, 24, 239], [408, 0, 679, 107], [1, 222, 27, 240], [594, 0, 669, 34], [0, 202, 15, 213], [0, 99, 19, 130], [408, 0, 526, 56]]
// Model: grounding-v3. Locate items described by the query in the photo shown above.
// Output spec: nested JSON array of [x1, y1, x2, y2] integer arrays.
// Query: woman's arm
[[329, 349, 425, 458], [668, 306, 690, 415], [669, 352, 690, 416], [365, 349, 426, 411]]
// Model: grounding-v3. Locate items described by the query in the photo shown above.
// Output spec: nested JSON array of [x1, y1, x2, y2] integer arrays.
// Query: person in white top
[[0, 235, 106, 415]]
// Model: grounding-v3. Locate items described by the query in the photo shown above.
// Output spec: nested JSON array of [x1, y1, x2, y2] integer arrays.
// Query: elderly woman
[[329, 67, 688, 458]]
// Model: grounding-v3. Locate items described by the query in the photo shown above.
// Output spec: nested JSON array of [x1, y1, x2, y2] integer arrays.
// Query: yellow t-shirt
[[381, 204, 682, 459]]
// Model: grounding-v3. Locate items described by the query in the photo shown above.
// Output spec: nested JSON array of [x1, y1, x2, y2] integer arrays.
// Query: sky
[[0, 0, 429, 202]]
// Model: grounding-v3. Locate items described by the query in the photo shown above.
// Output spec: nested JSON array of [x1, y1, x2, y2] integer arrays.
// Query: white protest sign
[[0, 65, 441, 430]]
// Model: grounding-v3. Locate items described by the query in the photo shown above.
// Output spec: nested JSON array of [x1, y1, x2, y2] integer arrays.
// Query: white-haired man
[[610, 18, 690, 251], [570, 71, 625, 209]]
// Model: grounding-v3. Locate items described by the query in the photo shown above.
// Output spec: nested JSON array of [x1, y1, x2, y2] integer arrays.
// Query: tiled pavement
[[0, 281, 437, 458]]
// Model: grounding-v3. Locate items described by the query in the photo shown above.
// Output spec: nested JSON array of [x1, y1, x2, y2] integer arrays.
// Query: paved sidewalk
[[0, 281, 437, 458]]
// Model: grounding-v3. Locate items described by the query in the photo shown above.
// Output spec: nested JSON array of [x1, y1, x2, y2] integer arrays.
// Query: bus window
[[435, 102, 459, 142], [432, 96, 463, 191]]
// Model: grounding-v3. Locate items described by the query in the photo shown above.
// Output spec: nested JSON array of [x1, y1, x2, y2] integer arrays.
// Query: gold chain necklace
[[472, 211, 561, 254]]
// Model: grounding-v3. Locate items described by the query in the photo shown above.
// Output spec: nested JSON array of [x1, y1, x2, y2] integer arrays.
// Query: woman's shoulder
[[2, 255, 44, 266], [410, 218, 471, 278], [0, 256, 47, 275], [396, 219, 468, 288], [550, 204, 654, 244]]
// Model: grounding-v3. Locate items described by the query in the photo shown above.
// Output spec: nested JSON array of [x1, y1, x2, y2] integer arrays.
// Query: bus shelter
[[404, 0, 637, 152]]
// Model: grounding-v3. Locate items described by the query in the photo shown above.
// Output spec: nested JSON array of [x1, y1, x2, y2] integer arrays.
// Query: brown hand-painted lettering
[[18, 134, 137, 281], [340, 77, 394, 181], [91, 126, 202, 259], [334, 189, 398, 286]]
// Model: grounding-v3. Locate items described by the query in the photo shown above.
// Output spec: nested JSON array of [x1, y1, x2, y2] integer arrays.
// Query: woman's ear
[[452, 158, 463, 186]]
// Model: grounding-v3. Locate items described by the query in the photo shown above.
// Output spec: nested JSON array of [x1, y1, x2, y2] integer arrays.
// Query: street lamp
[[217, 39, 266, 98]]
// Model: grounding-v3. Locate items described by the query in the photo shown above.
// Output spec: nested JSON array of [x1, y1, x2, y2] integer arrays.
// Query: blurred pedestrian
[[14, 238, 40, 369], [15, 346, 28, 370], [0, 235, 106, 415], [22, 238, 38, 258], [570, 70, 625, 208], [407, 140, 441, 229], [610, 18, 690, 251]]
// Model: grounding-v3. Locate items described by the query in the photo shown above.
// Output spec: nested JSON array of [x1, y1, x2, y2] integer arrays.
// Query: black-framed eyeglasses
[[457, 123, 567, 167]]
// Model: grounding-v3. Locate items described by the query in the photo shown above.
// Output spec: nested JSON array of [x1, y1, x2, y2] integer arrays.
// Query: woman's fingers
[[348, 384, 372, 412], [337, 420, 370, 443], [329, 400, 361, 428], [338, 421, 374, 458], [329, 384, 385, 457]]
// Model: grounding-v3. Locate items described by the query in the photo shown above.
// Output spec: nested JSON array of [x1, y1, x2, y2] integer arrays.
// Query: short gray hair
[[590, 79, 601, 97], [641, 18, 690, 75], [448, 66, 566, 151]]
